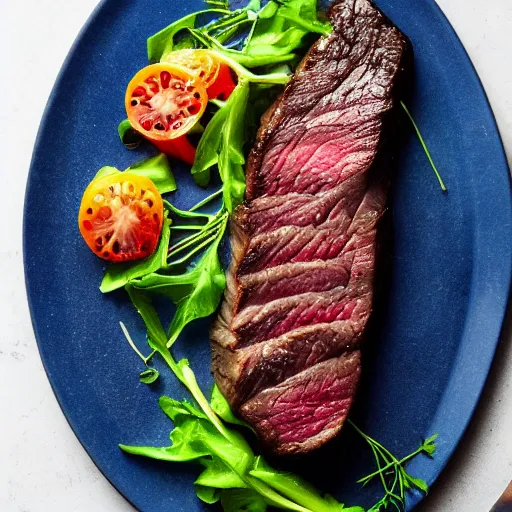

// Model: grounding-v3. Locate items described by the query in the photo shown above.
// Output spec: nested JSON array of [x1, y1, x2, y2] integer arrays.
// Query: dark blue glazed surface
[[24, 0, 512, 510]]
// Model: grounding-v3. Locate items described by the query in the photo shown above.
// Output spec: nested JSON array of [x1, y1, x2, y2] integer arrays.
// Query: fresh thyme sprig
[[350, 420, 438, 511]]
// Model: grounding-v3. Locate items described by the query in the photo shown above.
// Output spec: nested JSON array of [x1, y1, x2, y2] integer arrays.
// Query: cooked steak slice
[[237, 224, 351, 275], [233, 264, 371, 347], [212, 321, 363, 406], [239, 172, 366, 237], [211, 0, 408, 454], [237, 260, 351, 308], [240, 352, 362, 455]]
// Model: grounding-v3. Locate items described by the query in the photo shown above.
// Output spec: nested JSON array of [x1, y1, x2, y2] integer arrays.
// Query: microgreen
[[400, 101, 447, 192], [93, 153, 177, 193], [349, 421, 438, 511], [139, 367, 160, 385]]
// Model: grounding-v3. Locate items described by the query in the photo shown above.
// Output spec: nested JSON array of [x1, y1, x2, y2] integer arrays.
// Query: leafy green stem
[[168, 225, 221, 260], [189, 188, 224, 212], [213, 19, 255, 44], [359, 446, 425, 485], [119, 321, 149, 364], [164, 199, 213, 220], [277, 12, 332, 36], [400, 101, 447, 192], [166, 232, 221, 268], [167, 211, 227, 259], [211, 49, 291, 84], [180, 363, 233, 441], [186, 30, 292, 83], [170, 225, 205, 231]]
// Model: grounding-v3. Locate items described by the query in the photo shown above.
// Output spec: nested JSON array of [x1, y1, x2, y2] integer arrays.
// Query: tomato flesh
[[125, 64, 207, 164], [162, 50, 237, 101], [162, 49, 220, 88], [79, 173, 164, 262], [152, 136, 197, 166], [207, 63, 237, 101]]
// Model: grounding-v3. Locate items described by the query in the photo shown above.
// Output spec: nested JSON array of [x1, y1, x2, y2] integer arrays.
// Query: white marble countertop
[[1, 0, 511, 510]]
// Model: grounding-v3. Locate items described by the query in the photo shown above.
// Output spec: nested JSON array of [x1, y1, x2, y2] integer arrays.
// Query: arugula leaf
[[127, 153, 177, 194], [241, 0, 329, 64], [244, 2, 304, 58], [276, 0, 331, 35], [100, 218, 171, 293], [120, 398, 210, 462], [195, 485, 220, 504], [210, 384, 250, 428], [93, 155, 177, 195], [191, 81, 249, 211], [196, 458, 247, 489], [218, 80, 249, 211], [125, 285, 176, 362], [159, 395, 207, 421], [119, 442, 207, 462], [139, 367, 160, 384], [220, 489, 267, 512], [118, 119, 143, 150], [148, 9, 230, 62], [94, 166, 120, 180], [130, 219, 227, 345], [191, 106, 228, 187]]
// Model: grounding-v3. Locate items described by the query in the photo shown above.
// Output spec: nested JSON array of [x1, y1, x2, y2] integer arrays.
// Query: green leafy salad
[[76, 0, 446, 510]]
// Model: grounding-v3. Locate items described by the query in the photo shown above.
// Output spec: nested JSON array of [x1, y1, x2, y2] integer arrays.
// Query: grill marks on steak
[[241, 172, 367, 236], [211, 0, 408, 455], [237, 260, 352, 308], [213, 321, 364, 406], [241, 353, 362, 454]]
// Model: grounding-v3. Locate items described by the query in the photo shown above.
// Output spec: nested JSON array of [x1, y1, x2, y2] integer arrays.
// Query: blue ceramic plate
[[24, 0, 511, 510]]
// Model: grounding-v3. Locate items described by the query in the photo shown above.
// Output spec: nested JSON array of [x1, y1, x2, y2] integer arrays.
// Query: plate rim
[[23, 0, 512, 510]]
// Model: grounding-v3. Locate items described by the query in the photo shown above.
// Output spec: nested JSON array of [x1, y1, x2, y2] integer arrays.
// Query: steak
[[211, 0, 409, 455]]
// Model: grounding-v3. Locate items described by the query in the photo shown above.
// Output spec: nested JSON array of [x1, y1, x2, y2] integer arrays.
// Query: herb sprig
[[350, 421, 437, 511]]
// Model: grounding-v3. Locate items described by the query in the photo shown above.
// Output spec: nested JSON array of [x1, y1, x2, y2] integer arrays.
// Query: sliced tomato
[[125, 63, 207, 165], [162, 49, 220, 88], [162, 50, 237, 101], [207, 63, 237, 101], [78, 173, 164, 262]]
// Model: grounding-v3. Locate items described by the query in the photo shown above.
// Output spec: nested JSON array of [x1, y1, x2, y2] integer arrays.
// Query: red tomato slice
[[125, 63, 208, 164], [78, 173, 164, 262], [207, 63, 237, 101], [162, 50, 238, 101], [162, 49, 220, 88]]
